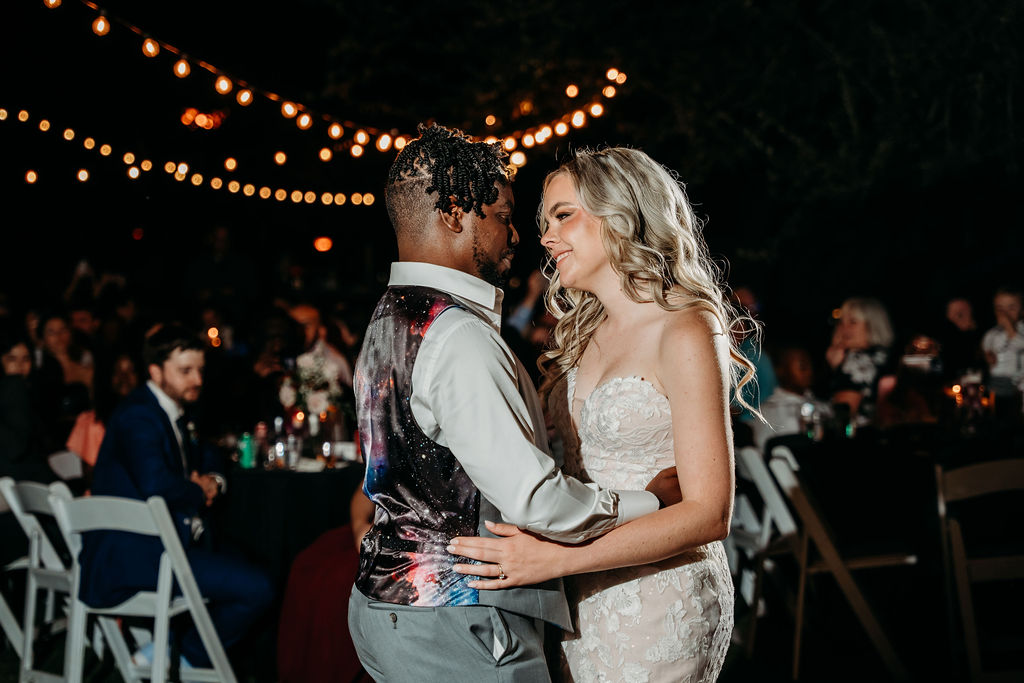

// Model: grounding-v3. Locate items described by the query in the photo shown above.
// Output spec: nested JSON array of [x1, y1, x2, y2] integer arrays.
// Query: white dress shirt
[[981, 321, 1024, 388], [388, 261, 659, 544]]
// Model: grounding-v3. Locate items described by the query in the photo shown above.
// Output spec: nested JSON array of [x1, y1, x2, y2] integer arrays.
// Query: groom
[[347, 124, 675, 681]]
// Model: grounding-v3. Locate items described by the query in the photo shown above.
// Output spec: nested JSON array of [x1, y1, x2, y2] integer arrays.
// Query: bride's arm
[[450, 310, 735, 586]]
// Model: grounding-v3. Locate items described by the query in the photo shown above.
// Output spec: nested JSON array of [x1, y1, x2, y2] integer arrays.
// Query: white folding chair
[[0, 477, 77, 683], [769, 447, 915, 681], [728, 446, 800, 656], [1, 483, 26, 659], [51, 494, 237, 683]]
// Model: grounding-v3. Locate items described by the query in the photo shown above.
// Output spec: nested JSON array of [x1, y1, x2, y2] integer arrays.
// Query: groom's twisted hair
[[385, 123, 513, 234]]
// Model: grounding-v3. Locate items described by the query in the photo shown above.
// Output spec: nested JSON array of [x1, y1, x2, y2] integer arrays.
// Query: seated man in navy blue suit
[[81, 324, 272, 667]]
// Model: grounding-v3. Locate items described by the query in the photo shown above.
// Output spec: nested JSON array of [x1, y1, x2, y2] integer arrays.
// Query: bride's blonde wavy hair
[[537, 147, 759, 412]]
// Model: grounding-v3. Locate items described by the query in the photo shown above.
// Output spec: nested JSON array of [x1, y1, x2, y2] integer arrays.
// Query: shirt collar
[[388, 261, 504, 331], [147, 380, 184, 424]]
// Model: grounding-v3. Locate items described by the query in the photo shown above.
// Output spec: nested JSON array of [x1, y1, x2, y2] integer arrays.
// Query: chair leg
[[97, 616, 143, 683], [745, 554, 766, 659], [792, 531, 809, 681], [63, 599, 88, 683], [20, 569, 39, 679]]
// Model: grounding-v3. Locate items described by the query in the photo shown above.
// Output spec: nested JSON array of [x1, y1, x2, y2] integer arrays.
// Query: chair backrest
[[49, 494, 237, 683], [0, 477, 73, 570], [736, 446, 799, 541]]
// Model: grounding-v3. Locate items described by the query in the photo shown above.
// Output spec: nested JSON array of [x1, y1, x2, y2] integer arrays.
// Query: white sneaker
[[131, 641, 192, 670]]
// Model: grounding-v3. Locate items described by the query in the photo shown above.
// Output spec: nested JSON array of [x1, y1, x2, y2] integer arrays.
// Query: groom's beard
[[474, 246, 516, 289]]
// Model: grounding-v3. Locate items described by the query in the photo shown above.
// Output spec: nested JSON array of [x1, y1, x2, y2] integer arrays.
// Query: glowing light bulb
[[333, 193, 347, 205], [350, 145, 363, 157], [122, 152, 135, 164], [0, 109, 7, 120], [351, 193, 363, 206], [243, 184, 255, 196], [615, 72, 627, 84], [606, 68, 619, 81], [565, 84, 579, 98], [290, 190, 302, 203], [522, 134, 535, 148], [503, 137, 516, 151], [236, 89, 253, 105], [228, 180, 240, 193], [99, 143, 112, 156], [274, 151, 287, 165], [314, 237, 333, 252], [44, 0, 61, 8], [394, 137, 407, 150], [191, 173, 203, 186], [259, 187, 271, 199], [297, 113, 312, 130], [363, 193, 375, 206], [328, 123, 343, 139], [25, 170, 38, 184], [17, 110, 29, 122], [555, 122, 569, 136], [142, 38, 159, 57], [319, 147, 333, 162], [303, 191, 316, 204], [275, 189, 287, 201], [510, 151, 526, 167], [211, 177, 223, 189], [177, 162, 189, 175], [376, 134, 392, 152], [571, 111, 586, 128], [321, 193, 333, 205], [485, 115, 497, 126], [38, 119, 50, 132], [164, 161, 176, 173], [590, 103, 604, 117], [92, 16, 109, 36], [77, 169, 89, 182], [141, 160, 152, 171], [603, 85, 617, 98], [83, 137, 96, 149], [174, 59, 190, 78], [281, 102, 298, 118], [215, 76, 232, 94], [224, 158, 237, 171], [355, 130, 369, 145], [63, 128, 74, 140], [124, 166, 138, 179]]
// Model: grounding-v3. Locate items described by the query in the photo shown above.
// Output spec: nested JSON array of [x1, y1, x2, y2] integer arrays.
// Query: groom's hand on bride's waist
[[645, 467, 681, 508]]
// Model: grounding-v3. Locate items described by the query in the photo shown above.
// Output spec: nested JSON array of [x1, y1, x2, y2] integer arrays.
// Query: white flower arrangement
[[279, 348, 345, 416]]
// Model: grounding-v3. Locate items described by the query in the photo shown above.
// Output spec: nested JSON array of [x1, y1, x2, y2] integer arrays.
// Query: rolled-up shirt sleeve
[[414, 310, 658, 544]]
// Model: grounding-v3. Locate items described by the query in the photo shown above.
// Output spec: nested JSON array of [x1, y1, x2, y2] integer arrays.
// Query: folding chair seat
[[50, 493, 237, 683], [935, 458, 1024, 682], [768, 446, 916, 681], [0, 477, 78, 683]]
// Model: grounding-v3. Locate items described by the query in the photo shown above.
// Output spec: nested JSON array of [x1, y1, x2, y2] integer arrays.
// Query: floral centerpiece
[[278, 349, 351, 437]]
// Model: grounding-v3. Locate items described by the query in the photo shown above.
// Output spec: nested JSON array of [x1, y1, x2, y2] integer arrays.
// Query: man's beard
[[473, 245, 515, 289]]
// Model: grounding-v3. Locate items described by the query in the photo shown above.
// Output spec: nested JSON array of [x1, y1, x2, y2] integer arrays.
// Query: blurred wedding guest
[[65, 351, 140, 474], [34, 310, 93, 444], [288, 302, 353, 387], [750, 346, 831, 449], [938, 296, 984, 380], [82, 324, 272, 668], [826, 297, 895, 427], [0, 324, 57, 484], [876, 334, 944, 429], [981, 287, 1024, 400]]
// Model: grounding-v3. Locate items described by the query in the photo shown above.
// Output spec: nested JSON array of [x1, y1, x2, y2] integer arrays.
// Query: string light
[[18, 110, 29, 122], [589, 103, 604, 117], [290, 190, 302, 203], [606, 68, 619, 81], [376, 134, 392, 152], [321, 192, 333, 205], [0, 109, 7, 120], [164, 161, 176, 173], [571, 111, 586, 128], [509, 151, 526, 167], [224, 158, 237, 171], [174, 59, 190, 78], [319, 147, 333, 162], [328, 123, 343, 139], [303, 191, 316, 204], [236, 89, 253, 106], [296, 113, 312, 130], [26, 170, 38, 184], [100, 143, 112, 156], [615, 72, 627, 84], [350, 145, 363, 157], [259, 186, 271, 199], [44, 0, 61, 8], [363, 193, 375, 206], [142, 38, 159, 58], [63, 128, 74, 140], [38, 119, 50, 132], [210, 177, 223, 189], [191, 173, 203, 186], [485, 115, 497, 126], [394, 136, 407, 150], [243, 183, 255, 196], [140, 159, 153, 171], [83, 137, 96, 149], [351, 193, 362, 206], [333, 193, 346, 205], [127, 166, 140, 179], [603, 85, 616, 98], [214, 76, 232, 94], [92, 15, 109, 36], [554, 122, 569, 136], [354, 130, 369, 145], [274, 151, 287, 165], [176, 162, 188, 175], [275, 189, 287, 201], [77, 169, 89, 182], [314, 237, 333, 252], [565, 84, 579, 98], [281, 102, 298, 118], [228, 180, 240, 193], [522, 134, 535, 148]]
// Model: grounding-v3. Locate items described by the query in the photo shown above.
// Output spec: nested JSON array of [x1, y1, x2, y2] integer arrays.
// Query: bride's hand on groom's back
[[448, 520, 568, 589]]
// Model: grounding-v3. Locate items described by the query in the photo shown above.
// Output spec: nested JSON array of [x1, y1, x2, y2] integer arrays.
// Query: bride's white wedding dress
[[551, 369, 734, 683]]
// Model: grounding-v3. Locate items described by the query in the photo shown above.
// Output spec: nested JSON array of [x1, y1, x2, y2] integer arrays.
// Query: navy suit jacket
[[80, 384, 222, 606]]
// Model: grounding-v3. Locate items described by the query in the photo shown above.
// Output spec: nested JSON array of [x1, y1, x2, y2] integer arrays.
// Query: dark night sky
[[2, 0, 1022, 349]]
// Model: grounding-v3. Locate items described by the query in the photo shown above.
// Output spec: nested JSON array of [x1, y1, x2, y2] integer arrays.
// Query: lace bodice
[[553, 368, 734, 683]]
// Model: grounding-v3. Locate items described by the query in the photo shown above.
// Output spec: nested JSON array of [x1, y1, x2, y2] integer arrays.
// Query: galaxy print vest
[[354, 286, 481, 606]]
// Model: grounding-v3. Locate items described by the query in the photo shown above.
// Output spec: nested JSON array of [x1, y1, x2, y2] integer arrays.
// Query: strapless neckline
[[567, 367, 669, 429]]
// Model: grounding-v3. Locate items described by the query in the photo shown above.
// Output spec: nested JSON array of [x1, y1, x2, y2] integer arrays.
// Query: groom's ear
[[440, 198, 465, 233]]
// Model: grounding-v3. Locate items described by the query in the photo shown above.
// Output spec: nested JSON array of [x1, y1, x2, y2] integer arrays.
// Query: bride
[[450, 147, 756, 682]]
